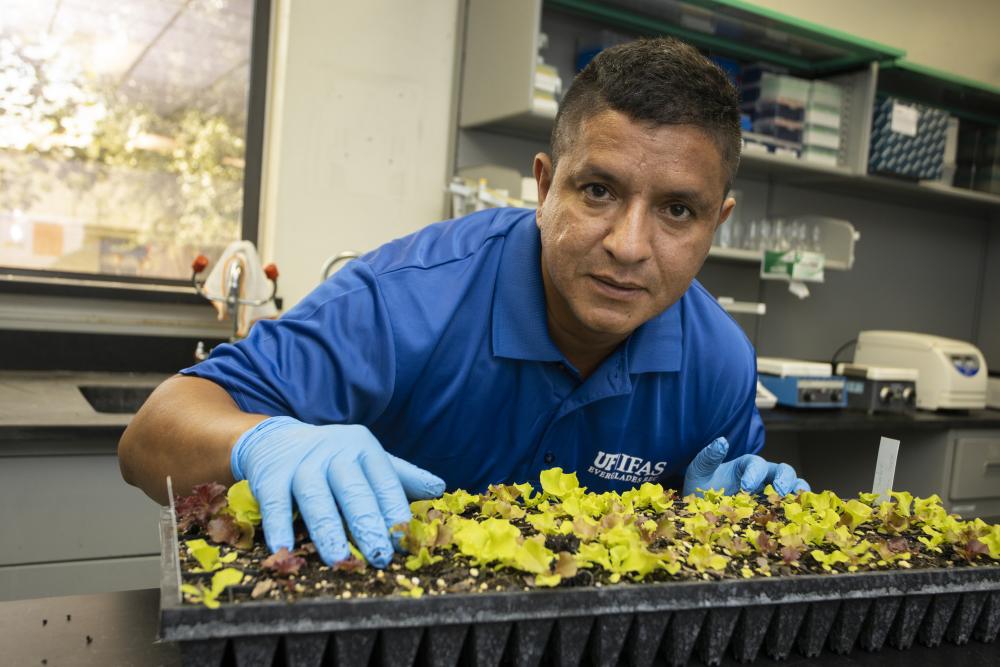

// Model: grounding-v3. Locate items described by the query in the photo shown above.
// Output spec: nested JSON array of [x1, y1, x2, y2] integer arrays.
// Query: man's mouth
[[590, 274, 645, 299]]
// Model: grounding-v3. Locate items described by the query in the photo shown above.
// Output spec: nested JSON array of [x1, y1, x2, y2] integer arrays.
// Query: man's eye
[[584, 183, 611, 199], [666, 204, 692, 220]]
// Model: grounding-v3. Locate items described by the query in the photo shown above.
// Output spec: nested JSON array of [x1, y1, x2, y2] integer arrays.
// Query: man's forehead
[[563, 113, 728, 197]]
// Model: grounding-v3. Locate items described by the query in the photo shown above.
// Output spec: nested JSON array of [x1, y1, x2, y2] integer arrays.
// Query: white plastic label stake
[[872, 436, 900, 502]]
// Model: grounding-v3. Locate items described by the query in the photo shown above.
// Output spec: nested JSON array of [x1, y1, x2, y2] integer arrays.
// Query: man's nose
[[603, 201, 653, 264]]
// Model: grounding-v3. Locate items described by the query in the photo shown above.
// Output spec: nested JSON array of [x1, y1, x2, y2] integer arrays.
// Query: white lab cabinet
[[0, 430, 161, 601]]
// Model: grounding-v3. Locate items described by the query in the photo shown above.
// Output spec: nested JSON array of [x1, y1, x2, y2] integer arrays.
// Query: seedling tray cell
[[159, 511, 1000, 666]]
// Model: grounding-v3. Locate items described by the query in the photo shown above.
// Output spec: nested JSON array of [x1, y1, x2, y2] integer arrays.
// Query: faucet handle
[[192, 255, 209, 274], [264, 263, 279, 281]]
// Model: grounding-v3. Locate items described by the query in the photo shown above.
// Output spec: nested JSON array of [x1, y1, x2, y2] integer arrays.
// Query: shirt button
[[543, 452, 555, 464]]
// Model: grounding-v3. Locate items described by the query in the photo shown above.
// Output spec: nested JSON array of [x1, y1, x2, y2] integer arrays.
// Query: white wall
[[259, 0, 462, 308], [750, 0, 1000, 87]]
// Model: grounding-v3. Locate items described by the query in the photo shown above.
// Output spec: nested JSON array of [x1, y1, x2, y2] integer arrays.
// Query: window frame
[[0, 0, 273, 302]]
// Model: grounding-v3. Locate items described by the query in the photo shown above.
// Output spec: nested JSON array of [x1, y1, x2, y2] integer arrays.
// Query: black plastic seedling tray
[[158, 509, 1000, 667]]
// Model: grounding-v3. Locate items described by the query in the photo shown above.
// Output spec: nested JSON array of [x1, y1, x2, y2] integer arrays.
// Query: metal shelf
[[738, 153, 1000, 217], [878, 60, 1000, 126], [546, 0, 904, 75], [708, 245, 850, 271]]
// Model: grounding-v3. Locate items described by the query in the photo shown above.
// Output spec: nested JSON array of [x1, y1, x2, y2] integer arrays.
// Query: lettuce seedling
[[181, 568, 243, 609], [333, 544, 367, 573], [405, 546, 443, 571], [839, 499, 874, 530], [226, 480, 261, 526], [394, 574, 424, 598], [513, 537, 555, 575], [687, 544, 729, 573], [539, 468, 581, 498], [176, 482, 227, 532], [575, 542, 612, 571], [811, 549, 850, 572], [207, 514, 254, 550], [432, 489, 478, 515], [452, 517, 522, 566], [262, 547, 306, 576], [186, 539, 238, 572], [957, 538, 991, 563]]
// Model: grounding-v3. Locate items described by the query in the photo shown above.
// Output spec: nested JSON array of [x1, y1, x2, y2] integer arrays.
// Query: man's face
[[534, 109, 734, 348]]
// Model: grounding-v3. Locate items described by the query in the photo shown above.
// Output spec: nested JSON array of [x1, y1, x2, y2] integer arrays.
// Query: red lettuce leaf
[[175, 482, 228, 532], [262, 548, 307, 576]]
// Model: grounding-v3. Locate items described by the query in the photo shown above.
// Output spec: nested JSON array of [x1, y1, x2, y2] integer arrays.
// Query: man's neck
[[546, 317, 627, 380]]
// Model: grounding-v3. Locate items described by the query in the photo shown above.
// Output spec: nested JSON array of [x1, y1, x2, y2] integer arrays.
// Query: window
[[0, 0, 267, 284]]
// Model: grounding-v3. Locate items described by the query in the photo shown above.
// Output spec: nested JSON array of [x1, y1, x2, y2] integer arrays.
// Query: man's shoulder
[[362, 207, 534, 278], [681, 280, 756, 366]]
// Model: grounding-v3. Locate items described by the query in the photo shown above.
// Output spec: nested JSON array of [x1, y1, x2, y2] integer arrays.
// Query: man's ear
[[716, 195, 736, 230], [533, 153, 554, 214]]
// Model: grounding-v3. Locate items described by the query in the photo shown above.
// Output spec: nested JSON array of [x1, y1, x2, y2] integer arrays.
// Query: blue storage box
[[868, 96, 949, 180]]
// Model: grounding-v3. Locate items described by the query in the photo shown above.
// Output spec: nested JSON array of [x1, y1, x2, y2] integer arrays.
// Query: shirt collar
[[491, 210, 683, 373], [492, 211, 563, 363]]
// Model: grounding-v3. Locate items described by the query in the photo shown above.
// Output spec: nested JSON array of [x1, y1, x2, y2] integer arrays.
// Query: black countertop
[[1, 368, 998, 442], [2, 588, 998, 666], [762, 407, 1000, 432]]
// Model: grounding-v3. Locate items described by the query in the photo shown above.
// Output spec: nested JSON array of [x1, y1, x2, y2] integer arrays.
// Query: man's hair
[[551, 37, 742, 192]]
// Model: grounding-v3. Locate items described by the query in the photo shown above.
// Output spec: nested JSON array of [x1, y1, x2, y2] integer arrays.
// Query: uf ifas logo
[[587, 451, 666, 484]]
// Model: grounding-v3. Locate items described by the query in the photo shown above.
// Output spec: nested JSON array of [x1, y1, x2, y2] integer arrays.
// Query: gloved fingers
[[359, 449, 422, 554], [388, 453, 447, 500], [291, 466, 350, 565], [327, 459, 395, 568], [686, 437, 730, 480], [255, 480, 296, 554], [734, 455, 773, 494], [792, 478, 811, 494], [770, 463, 799, 496]]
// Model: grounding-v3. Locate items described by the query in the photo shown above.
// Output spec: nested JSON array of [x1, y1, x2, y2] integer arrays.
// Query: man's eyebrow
[[574, 165, 718, 211], [574, 165, 624, 187], [659, 188, 714, 211]]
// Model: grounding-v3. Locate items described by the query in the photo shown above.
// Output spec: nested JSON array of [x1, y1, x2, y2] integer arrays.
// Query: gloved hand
[[231, 416, 446, 568], [682, 436, 810, 497]]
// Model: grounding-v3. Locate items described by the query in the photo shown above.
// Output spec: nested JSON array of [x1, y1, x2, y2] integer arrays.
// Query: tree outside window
[[0, 0, 258, 281]]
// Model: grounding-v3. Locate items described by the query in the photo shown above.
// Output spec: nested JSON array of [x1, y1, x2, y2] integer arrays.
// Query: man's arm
[[118, 374, 268, 505]]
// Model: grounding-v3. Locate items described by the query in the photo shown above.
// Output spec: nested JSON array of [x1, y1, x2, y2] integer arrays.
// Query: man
[[119, 37, 808, 571]]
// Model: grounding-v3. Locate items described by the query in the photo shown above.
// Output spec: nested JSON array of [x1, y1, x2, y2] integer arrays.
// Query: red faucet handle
[[192, 255, 210, 274], [264, 263, 279, 281]]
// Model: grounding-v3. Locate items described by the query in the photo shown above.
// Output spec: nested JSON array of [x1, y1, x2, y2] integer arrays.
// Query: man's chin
[[577, 309, 647, 339]]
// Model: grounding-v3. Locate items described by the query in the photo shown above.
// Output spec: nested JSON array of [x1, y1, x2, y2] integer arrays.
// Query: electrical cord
[[830, 338, 857, 370]]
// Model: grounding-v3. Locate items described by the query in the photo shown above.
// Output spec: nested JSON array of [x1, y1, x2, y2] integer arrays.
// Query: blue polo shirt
[[182, 207, 764, 494]]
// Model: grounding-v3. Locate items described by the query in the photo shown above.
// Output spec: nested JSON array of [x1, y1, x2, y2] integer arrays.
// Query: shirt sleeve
[[180, 260, 397, 426]]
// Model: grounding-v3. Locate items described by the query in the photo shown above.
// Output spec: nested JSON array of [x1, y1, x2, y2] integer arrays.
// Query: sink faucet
[[320, 251, 361, 282], [226, 258, 244, 341]]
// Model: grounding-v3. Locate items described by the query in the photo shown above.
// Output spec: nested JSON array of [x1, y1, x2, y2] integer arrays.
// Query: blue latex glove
[[682, 437, 810, 497], [231, 416, 446, 568]]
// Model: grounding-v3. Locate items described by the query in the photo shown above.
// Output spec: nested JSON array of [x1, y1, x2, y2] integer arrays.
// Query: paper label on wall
[[792, 251, 825, 282], [761, 250, 825, 283], [890, 102, 918, 137]]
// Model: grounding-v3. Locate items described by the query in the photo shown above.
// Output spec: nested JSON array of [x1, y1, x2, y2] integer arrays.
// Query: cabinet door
[[950, 435, 1000, 500], [0, 455, 161, 566], [0, 555, 159, 601]]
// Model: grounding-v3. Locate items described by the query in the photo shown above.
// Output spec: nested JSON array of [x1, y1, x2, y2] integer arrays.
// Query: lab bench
[[2, 588, 998, 667]]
